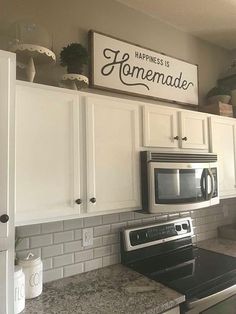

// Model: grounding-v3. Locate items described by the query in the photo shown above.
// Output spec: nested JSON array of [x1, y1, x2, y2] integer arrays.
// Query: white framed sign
[[90, 31, 199, 106]]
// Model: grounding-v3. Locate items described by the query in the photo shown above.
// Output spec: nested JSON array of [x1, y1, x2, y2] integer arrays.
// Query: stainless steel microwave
[[141, 152, 219, 213]]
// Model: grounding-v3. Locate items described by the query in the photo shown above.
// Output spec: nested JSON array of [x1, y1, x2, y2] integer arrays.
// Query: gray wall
[[0, 0, 232, 106]]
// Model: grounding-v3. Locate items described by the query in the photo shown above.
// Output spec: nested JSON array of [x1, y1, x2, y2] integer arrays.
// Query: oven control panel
[[123, 217, 193, 251]]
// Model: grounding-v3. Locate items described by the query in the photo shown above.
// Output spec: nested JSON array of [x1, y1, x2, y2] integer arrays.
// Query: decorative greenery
[[60, 43, 88, 74], [206, 86, 231, 98]]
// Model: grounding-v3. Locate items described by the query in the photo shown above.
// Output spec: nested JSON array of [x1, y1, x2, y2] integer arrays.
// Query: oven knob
[[175, 224, 182, 232]]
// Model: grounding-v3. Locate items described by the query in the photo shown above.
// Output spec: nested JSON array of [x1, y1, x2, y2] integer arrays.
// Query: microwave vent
[[145, 152, 217, 163]]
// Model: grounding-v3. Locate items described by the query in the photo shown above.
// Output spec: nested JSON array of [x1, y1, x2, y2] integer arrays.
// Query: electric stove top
[[121, 217, 236, 308], [129, 245, 236, 299]]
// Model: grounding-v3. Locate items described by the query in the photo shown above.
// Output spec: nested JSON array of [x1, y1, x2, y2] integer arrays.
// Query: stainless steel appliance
[[141, 152, 219, 213], [121, 218, 236, 314]]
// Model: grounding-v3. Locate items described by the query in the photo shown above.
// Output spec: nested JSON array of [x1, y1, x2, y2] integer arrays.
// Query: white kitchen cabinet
[[143, 105, 179, 148], [86, 96, 140, 212], [143, 105, 208, 150], [0, 251, 7, 314], [179, 111, 208, 150], [0, 50, 15, 314], [15, 82, 141, 225], [209, 116, 236, 197], [15, 83, 81, 225]]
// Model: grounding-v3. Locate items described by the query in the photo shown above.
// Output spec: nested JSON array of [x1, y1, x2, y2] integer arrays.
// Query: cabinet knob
[[75, 199, 82, 205], [0, 214, 9, 223], [90, 197, 96, 204], [182, 137, 188, 141], [173, 136, 179, 140]]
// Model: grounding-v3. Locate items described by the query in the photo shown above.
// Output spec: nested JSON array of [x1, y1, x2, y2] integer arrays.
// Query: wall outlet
[[83, 228, 93, 247]]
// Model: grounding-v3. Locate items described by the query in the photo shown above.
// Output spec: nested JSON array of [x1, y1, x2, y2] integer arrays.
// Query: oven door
[[148, 162, 218, 213], [185, 283, 236, 314]]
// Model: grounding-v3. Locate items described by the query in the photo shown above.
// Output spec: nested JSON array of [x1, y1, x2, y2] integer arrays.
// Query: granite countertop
[[22, 264, 185, 314], [197, 237, 236, 257]]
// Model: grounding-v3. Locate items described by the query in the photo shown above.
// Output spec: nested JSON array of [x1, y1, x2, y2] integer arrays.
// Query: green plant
[[206, 86, 231, 98], [60, 43, 88, 74]]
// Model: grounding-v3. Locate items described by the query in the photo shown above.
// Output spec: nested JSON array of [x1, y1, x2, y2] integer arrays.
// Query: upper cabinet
[[18, 81, 236, 225], [143, 105, 209, 150], [15, 83, 141, 225], [143, 105, 179, 148], [85, 96, 140, 213], [15, 84, 81, 225], [209, 116, 236, 198], [179, 111, 208, 150]]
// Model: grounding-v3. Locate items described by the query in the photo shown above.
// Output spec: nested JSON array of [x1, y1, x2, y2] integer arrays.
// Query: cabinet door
[[0, 251, 7, 314], [143, 105, 179, 148], [86, 96, 140, 212], [179, 111, 208, 150], [0, 50, 15, 314], [209, 117, 236, 197], [15, 84, 81, 225]]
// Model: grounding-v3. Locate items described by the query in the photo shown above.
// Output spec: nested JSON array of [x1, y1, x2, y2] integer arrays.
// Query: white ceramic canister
[[18, 253, 43, 299], [14, 266, 25, 314]]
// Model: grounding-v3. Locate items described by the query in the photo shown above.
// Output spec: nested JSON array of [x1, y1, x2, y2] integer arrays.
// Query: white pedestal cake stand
[[60, 73, 89, 90], [12, 44, 56, 82]]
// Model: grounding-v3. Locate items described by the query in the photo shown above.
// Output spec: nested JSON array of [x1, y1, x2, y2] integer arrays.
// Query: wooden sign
[[90, 31, 199, 106]]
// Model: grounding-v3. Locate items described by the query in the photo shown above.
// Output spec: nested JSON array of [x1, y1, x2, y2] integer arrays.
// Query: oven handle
[[186, 283, 236, 314]]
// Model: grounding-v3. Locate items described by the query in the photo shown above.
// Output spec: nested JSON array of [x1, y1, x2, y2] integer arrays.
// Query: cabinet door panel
[[86, 97, 140, 212], [0, 251, 7, 314], [0, 51, 15, 314], [15, 85, 80, 224], [180, 111, 208, 150], [143, 106, 179, 148], [210, 117, 236, 197]]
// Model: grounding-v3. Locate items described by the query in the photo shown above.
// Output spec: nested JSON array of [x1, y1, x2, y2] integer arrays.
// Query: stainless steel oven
[[141, 152, 219, 214], [121, 218, 236, 314]]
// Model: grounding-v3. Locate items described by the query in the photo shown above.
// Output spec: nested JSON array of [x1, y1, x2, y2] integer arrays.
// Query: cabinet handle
[[90, 197, 96, 204], [173, 136, 179, 140], [0, 214, 9, 223], [182, 137, 188, 141], [75, 199, 82, 205]]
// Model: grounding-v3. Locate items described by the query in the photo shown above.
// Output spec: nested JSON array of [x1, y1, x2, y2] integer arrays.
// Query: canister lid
[[18, 252, 41, 267]]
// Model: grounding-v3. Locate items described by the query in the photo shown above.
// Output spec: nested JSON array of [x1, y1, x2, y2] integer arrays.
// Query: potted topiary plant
[[206, 86, 231, 104], [60, 43, 88, 74]]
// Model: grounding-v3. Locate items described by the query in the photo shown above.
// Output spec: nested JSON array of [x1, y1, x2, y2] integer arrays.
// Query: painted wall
[[0, 0, 232, 106]]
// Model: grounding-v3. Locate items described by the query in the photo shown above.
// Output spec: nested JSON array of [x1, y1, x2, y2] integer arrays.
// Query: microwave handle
[[207, 169, 214, 199], [200, 169, 206, 199]]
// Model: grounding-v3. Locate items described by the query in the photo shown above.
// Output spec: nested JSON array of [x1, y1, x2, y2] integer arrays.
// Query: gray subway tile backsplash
[[53, 253, 74, 268], [85, 258, 103, 272], [54, 230, 74, 244], [42, 244, 63, 258], [41, 221, 63, 234], [30, 234, 53, 248], [16, 199, 236, 283]]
